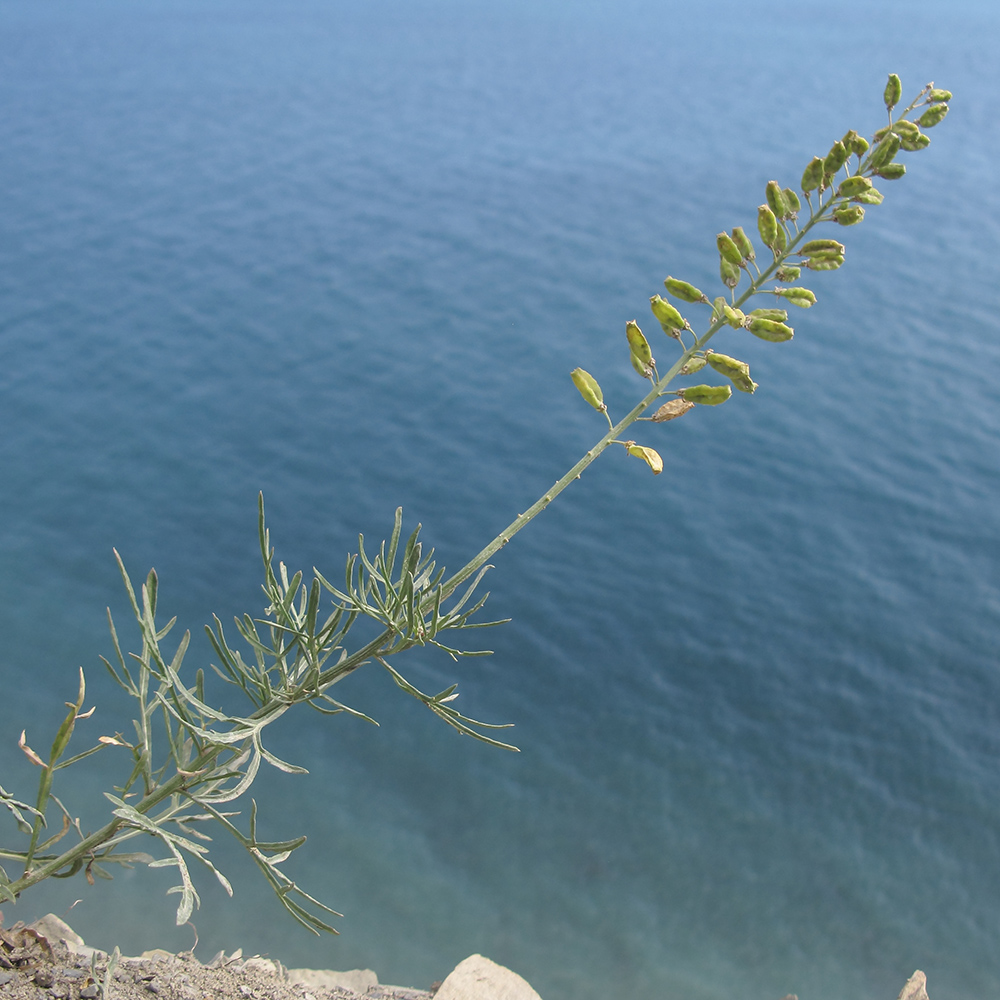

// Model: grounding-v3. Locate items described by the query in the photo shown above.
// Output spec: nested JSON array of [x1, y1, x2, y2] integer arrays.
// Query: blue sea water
[[1, 2, 999, 998]]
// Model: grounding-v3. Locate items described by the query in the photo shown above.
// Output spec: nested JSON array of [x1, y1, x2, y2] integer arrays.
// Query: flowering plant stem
[[1, 76, 951, 935]]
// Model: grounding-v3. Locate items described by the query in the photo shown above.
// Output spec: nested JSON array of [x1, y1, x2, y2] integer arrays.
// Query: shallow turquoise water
[[2, 3, 999, 998]]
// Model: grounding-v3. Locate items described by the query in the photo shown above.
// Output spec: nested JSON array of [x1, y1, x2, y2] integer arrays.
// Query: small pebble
[[79, 983, 100, 998], [0, 971, 14, 986], [33, 970, 55, 988]]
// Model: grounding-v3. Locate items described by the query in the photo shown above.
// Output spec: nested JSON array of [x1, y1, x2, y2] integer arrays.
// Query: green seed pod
[[775, 287, 817, 308], [650, 294, 687, 335], [900, 132, 931, 152], [800, 239, 845, 255], [757, 204, 778, 248], [884, 73, 902, 110], [720, 256, 741, 289], [664, 276, 709, 304], [837, 175, 873, 198], [776, 265, 801, 281], [626, 443, 663, 475], [773, 222, 788, 254], [706, 352, 757, 394], [801, 156, 825, 193], [651, 399, 695, 422], [570, 368, 606, 411], [679, 355, 708, 375], [722, 304, 746, 329], [804, 255, 845, 271], [748, 307, 789, 322], [928, 88, 952, 102], [729, 372, 757, 394], [782, 188, 801, 218], [678, 384, 733, 405], [869, 132, 901, 170], [876, 162, 906, 180], [892, 119, 921, 140], [853, 187, 884, 205], [630, 350, 653, 379], [804, 248, 844, 261], [833, 204, 865, 226], [840, 130, 869, 159], [823, 140, 848, 177], [626, 320, 653, 368], [918, 103, 948, 128], [765, 181, 789, 219], [748, 318, 794, 342], [711, 296, 727, 325], [717, 232, 744, 267], [731, 226, 755, 261]]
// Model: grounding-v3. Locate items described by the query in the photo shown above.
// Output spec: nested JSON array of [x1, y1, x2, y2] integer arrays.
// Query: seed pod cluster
[[823, 140, 849, 181], [891, 119, 921, 140], [800, 241, 845, 271], [720, 256, 741, 289], [731, 226, 755, 262], [804, 255, 844, 271], [918, 103, 948, 128], [649, 295, 688, 337], [900, 132, 930, 152], [876, 163, 906, 180], [801, 157, 825, 193], [678, 384, 733, 405], [884, 73, 902, 110], [841, 129, 869, 157], [651, 399, 695, 422], [870, 132, 901, 171], [723, 304, 746, 329], [626, 443, 663, 475], [717, 232, 744, 267], [570, 368, 606, 411], [774, 287, 816, 308], [853, 187, 884, 205], [664, 276, 709, 304], [801, 239, 845, 255], [748, 307, 788, 322], [679, 355, 708, 375], [766, 181, 790, 220], [626, 320, 653, 367], [631, 352, 652, 378], [833, 204, 865, 226], [837, 176, 873, 198], [747, 317, 794, 342], [757, 205, 779, 249], [705, 351, 757, 394]]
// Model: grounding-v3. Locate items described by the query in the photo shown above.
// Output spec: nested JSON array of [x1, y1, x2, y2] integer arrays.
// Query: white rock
[[433, 955, 542, 1000], [28, 914, 105, 961], [286, 966, 379, 993], [898, 971, 929, 1000]]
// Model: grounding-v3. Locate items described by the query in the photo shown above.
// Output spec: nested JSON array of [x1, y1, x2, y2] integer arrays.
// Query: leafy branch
[[1, 76, 952, 935]]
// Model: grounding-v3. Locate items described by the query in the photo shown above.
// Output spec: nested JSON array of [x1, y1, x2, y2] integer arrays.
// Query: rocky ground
[[0, 915, 434, 1000], [0, 914, 929, 1000]]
